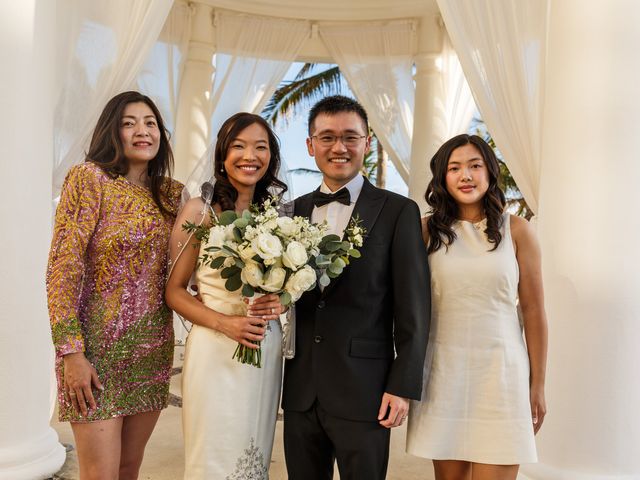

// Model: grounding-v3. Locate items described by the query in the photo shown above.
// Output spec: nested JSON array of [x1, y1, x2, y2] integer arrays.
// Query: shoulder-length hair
[[207, 112, 288, 211], [424, 134, 506, 254], [85, 91, 175, 216]]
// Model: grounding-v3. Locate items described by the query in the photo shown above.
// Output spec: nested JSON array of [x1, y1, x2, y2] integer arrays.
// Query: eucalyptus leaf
[[324, 241, 342, 253], [222, 245, 239, 256], [348, 249, 361, 258], [328, 264, 343, 275], [219, 210, 238, 226], [233, 227, 243, 243], [225, 273, 243, 291], [319, 273, 330, 287], [234, 218, 249, 229], [332, 257, 346, 269], [340, 241, 351, 250], [242, 283, 255, 298], [221, 266, 240, 279], [322, 234, 341, 242], [279, 292, 292, 306], [210, 256, 226, 269], [242, 210, 252, 220]]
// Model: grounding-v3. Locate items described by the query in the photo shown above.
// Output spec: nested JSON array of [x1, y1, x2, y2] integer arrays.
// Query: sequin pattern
[[46, 162, 183, 422]]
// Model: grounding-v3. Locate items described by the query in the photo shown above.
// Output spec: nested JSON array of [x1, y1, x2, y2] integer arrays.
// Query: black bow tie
[[312, 188, 351, 207]]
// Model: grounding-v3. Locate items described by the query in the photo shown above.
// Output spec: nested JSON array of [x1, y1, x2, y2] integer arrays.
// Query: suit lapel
[[294, 192, 315, 220], [321, 178, 386, 299]]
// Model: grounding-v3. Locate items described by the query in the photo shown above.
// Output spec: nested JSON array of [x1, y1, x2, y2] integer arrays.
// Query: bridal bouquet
[[184, 196, 365, 367]]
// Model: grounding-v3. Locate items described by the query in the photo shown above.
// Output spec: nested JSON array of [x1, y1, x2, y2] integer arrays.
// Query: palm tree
[[262, 64, 387, 188]]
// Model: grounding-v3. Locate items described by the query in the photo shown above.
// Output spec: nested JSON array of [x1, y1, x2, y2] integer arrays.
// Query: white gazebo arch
[[1, 1, 639, 478]]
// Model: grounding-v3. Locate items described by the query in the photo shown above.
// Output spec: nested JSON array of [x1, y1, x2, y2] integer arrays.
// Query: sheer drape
[[53, 0, 174, 198], [136, 1, 192, 135], [320, 21, 416, 183], [182, 11, 309, 198], [436, 0, 549, 213], [436, 35, 476, 139]]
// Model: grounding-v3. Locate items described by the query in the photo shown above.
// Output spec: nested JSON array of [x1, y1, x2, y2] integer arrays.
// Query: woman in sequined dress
[[47, 91, 183, 479], [165, 113, 288, 479]]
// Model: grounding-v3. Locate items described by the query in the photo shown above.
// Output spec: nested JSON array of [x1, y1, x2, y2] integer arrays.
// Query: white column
[[522, 1, 640, 479], [0, 2, 66, 478], [408, 15, 443, 212], [173, 2, 215, 182]]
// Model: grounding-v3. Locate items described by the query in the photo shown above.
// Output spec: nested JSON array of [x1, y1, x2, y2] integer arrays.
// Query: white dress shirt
[[311, 174, 364, 238]]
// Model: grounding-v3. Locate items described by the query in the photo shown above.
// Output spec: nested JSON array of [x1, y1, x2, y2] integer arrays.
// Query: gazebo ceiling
[[201, 0, 440, 21]]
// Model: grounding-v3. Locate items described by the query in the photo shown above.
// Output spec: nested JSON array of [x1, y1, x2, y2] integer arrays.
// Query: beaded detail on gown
[[181, 230, 283, 479]]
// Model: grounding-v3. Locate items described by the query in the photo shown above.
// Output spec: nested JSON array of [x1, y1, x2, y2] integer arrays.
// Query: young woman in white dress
[[406, 134, 548, 480], [165, 113, 288, 479]]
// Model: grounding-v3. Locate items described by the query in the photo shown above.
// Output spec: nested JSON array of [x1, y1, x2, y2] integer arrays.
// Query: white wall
[[523, 1, 640, 478], [0, 1, 66, 478]]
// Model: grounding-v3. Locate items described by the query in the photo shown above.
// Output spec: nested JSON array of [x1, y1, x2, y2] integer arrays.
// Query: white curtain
[[136, 1, 192, 136], [436, 0, 549, 213], [320, 21, 416, 183], [53, 0, 174, 198], [182, 11, 309, 197], [436, 34, 476, 139]]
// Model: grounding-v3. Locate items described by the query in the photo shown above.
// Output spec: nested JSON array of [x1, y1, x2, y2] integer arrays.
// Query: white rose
[[251, 232, 283, 261], [223, 257, 235, 268], [241, 263, 263, 288], [353, 234, 363, 246], [285, 265, 317, 301], [262, 267, 286, 292], [207, 226, 227, 248], [277, 217, 300, 237], [282, 241, 308, 271], [224, 224, 236, 241]]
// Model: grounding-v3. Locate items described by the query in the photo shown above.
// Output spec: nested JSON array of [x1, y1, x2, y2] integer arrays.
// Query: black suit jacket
[[282, 178, 430, 421]]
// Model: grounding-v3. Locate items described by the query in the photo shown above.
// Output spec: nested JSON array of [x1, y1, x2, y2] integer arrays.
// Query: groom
[[282, 95, 430, 479]]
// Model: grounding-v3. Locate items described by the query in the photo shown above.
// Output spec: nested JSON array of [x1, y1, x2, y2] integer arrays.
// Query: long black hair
[[85, 91, 175, 216], [205, 112, 287, 211], [424, 134, 506, 254]]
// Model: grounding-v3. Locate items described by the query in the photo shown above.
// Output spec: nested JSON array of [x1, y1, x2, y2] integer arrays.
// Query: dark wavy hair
[[85, 91, 174, 216], [308, 95, 369, 135], [424, 134, 506, 254], [205, 113, 287, 211]]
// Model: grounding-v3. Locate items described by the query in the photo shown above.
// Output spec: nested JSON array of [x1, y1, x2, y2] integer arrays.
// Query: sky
[[270, 63, 409, 199]]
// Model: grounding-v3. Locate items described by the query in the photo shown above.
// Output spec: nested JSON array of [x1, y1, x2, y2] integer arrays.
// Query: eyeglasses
[[310, 134, 367, 147]]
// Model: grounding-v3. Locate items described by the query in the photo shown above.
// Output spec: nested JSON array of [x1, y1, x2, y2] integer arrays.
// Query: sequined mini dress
[[47, 162, 183, 422]]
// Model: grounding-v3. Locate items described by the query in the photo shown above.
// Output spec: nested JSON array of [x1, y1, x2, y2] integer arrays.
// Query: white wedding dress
[[182, 233, 283, 479]]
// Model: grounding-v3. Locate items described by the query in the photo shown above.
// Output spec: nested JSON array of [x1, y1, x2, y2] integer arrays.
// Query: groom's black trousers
[[283, 400, 390, 480]]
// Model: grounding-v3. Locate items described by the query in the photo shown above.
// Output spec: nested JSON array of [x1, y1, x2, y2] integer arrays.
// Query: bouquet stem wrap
[[233, 294, 265, 367]]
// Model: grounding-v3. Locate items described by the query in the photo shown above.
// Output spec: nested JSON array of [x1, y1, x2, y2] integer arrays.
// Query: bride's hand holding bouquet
[[184, 196, 365, 367]]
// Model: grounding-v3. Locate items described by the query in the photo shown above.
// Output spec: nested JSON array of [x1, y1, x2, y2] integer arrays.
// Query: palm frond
[[262, 64, 342, 126]]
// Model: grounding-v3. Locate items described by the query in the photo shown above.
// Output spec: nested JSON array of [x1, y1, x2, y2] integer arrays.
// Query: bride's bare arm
[[165, 198, 266, 348]]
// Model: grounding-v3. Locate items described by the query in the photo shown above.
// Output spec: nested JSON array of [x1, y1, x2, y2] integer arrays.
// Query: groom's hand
[[377, 392, 409, 428]]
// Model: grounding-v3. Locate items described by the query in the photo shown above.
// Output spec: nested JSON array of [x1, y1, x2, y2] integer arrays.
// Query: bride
[[165, 112, 288, 479]]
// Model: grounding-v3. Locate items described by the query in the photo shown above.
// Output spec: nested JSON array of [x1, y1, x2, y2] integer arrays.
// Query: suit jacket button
[[314, 335, 323, 343], [317, 301, 325, 309]]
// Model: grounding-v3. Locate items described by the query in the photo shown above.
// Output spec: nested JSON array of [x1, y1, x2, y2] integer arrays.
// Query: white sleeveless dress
[[407, 214, 537, 464], [182, 233, 283, 479]]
